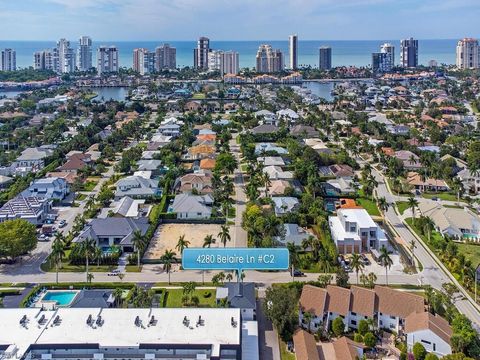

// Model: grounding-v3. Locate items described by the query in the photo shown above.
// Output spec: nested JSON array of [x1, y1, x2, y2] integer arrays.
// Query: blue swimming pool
[[42, 291, 78, 306]]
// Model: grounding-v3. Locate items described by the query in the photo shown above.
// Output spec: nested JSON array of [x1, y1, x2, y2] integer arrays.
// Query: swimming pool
[[41, 291, 79, 307]]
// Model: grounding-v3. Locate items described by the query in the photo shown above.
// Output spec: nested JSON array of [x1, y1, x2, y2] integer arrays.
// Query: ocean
[[0, 39, 458, 70]]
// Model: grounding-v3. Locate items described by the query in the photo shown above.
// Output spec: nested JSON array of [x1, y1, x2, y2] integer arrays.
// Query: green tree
[[214, 152, 237, 174], [332, 317, 345, 337], [80, 238, 96, 283], [203, 234, 216, 248], [218, 225, 231, 248], [0, 219, 37, 261], [408, 196, 419, 224], [263, 286, 298, 341], [132, 230, 146, 269], [350, 253, 364, 284], [51, 234, 66, 284], [335, 267, 349, 288], [363, 332, 376, 348], [424, 354, 439, 360], [161, 249, 177, 285], [379, 245, 393, 285], [358, 319, 369, 335], [175, 234, 190, 255], [413, 342, 427, 360]]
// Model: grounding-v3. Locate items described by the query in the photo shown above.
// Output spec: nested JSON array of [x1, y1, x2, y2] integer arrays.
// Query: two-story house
[[21, 177, 69, 201]]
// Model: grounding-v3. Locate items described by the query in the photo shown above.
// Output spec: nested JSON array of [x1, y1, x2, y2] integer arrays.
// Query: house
[[187, 144, 216, 160], [175, 172, 213, 194], [257, 156, 285, 167], [299, 285, 426, 334], [393, 150, 422, 170], [136, 160, 163, 175], [418, 202, 480, 240], [57, 153, 92, 174], [171, 193, 213, 219], [158, 123, 181, 137], [330, 337, 366, 360], [254, 143, 288, 155], [215, 282, 256, 321], [292, 329, 320, 360], [263, 179, 291, 197], [406, 172, 449, 192], [324, 178, 356, 196], [405, 312, 452, 357], [263, 166, 294, 180], [12, 147, 54, 174], [115, 176, 160, 200], [0, 175, 13, 189], [271, 197, 300, 216], [304, 138, 333, 155], [74, 217, 149, 252], [277, 109, 299, 122], [254, 110, 278, 126], [289, 125, 319, 138], [106, 196, 151, 218], [46, 171, 78, 185], [21, 177, 69, 201], [274, 223, 316, 247], [251, 124, 279, 135], [199, 158, 216, 171], [319, 164, 354, 178], [0, 196, 52, 225], [457, 168, 480, 194], [329, 208, 388, 253]]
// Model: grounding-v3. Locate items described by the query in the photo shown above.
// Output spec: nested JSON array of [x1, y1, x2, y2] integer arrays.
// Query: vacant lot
[[144, 223, 232, 260]]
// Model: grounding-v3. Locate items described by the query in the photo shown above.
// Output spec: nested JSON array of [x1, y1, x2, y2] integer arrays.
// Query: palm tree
[[377, 197, 389, 220], [303, 311, 313, 332], [367, 272, 377, 289], [287, 242, 299, 277], [218, 225, 231, 248], [226, 272, 233, 282], [451, 178, 463, 204], [51, 235, 66, 284], [175, 234, 190, 255], [113, 288, 124, 307], [409, 239, 417, 268], [423, 216, 435, 242], [80, 238, 96, 283], [202, 234, 216, 248], [350, 253, 364, 284], [132, 230, 146, 269], [407, 196, 419, 224], [262, 172, 272, 198], [161, 249, 177, 285], [378, 246, 393, 285], [94, 246, 103, 267]]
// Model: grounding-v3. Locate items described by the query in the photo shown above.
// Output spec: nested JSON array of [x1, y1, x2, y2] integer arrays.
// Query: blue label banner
[[182, 248, 289, 271]]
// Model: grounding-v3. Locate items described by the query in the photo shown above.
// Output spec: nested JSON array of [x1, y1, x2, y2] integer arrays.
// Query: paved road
[[230, 134, 248, 248], [369, 164, 480, 327]]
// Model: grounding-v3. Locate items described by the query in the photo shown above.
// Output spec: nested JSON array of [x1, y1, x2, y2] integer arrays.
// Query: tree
[[377, 196, 389, 219], [202, 234, 216, 248], [408, 196, 419, 224], [0, 219, 37, 262], [335, 267, 349, 288], [332, 317, 344, 337], [175, 234, 190, 255], [363, 332, 376, 348], [51, 234, 66, 284], [263, 286, 298, 341], [424, 354, 439, 360], [350, 253, 364, 284], [80, 238, 96, 283], [113, 288, 124, 307], [423, 216, 435, 242], [161, 249, 177, 284], [358, 319, 369, 335], [303, 311, 313, 332], [379, 245, 393, 285], [409, 239, 417, 267], [317, 274, 333, 288], [412, 342, 427, 360], [218, 225, 231, 248], [132, 230, 146, 269], [214, 152, 237, 174], [287, 242, 299, 275]]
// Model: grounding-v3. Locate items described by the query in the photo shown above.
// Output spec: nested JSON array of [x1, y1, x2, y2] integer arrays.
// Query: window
[[433, 344, 436, 351], [351, 312, 357, 316], [421, 340, 431, 345], [351, 320, 357, 326], [390, 316, 396, 320]]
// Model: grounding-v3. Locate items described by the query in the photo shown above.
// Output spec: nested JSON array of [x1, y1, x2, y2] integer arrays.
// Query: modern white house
[[171, 193, 213, 219], [271, 197, 300, 216], [329, 208, 388, 254], [457, 168, 480, 194], [405, 312, 452, 357], [21, 177, 69, 201]]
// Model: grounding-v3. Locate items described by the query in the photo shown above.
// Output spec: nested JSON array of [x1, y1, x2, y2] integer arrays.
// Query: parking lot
[[340, 252, 405, 276], [143, 223, 234, 260]]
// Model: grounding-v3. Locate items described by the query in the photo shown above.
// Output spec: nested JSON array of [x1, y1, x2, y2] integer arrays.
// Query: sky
[[0, 0, 479, 41]]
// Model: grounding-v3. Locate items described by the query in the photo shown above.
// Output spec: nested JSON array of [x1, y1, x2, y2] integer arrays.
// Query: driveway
[[256, 298, 280, 360]]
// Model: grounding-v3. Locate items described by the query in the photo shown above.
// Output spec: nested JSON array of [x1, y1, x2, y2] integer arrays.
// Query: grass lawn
[[405, 218, 444, 250], [126, 265, 142, 272], [457, 242, 480, 265], [356, 197, 380, 216], [279, 338, 295, 360], [82, 180, 98, 192], [421, 192, 460, 202], [386, 178, 410, 196], [192, 93, 206, 99], [396, 201, 410, 215], [163, 288, 216, 308], [76, 193, 87, 201]]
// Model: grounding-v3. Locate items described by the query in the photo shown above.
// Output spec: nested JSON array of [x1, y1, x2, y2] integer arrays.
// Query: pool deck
[[33, 290, 81, 309]]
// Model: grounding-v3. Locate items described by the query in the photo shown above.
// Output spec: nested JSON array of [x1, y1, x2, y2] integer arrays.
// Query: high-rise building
[[77, 36, 93, 71], [319, 46, 332, 70], [133, 48, 150, 75], [428, 59, 438, 68], [97, 46, 119, 74], [372, 52, 389, 73], [155, 44, 176, 70], [400, 37, 418, 68], [256, 44, 283, 73], [223, 51, 240, 75], [208, 50, 224, 73], [194, 37, 210, 70], [456, 38, 479, 69], [0, 48, 16, 71], [289, 34, 298, 70], [33, 49, 58, 71], [380, 43, 395, 70], [57, 38, 76, 73]]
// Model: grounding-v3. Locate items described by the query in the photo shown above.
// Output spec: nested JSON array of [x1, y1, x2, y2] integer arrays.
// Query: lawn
[[82, 180, 98, 192], [421, 192, 460, 202], [396, 201, 410, 215], [457, 242, 480, 266], [279, 338, 295, 360], [405, 217, 444, 247], [163, 288, 216, 308], [76, 193, 87, 201], [192, 93, 206, 99], [356, 197, 380, 216]]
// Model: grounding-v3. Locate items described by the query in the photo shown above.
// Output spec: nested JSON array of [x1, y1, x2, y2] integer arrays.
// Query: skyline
[[0, 0, 479, 41]]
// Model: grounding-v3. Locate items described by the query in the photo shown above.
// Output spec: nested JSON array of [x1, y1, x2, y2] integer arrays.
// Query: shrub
[[413, 343, 427, 360], [332, 317, 344, 337], [353, 333, 364, 343], [358, 319, 369, 335], [424, 354, 439, 360], [363, 332, 376, 348]]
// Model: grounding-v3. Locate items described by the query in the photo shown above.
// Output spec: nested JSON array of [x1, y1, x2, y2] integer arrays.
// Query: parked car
[[291, 269, 305, 277], [361, 254, 371, 266], [59, 220, 67, 228], [38, 234, 48, 241]]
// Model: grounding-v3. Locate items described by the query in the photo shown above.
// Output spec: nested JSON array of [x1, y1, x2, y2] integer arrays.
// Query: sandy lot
[[143, 223, 233, 260]]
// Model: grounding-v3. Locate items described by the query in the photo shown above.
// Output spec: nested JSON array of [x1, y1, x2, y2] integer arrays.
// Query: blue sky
[[0, 0, 479, 41]]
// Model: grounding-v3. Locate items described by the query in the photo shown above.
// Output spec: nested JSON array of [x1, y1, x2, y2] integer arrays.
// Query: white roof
[[339, 208, 377, 228], [0, 308, 241, 359], [329, 216, 360, 241]]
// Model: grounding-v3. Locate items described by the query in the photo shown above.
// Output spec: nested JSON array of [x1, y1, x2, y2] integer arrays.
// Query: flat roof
[[0, 308, 241, 358]]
